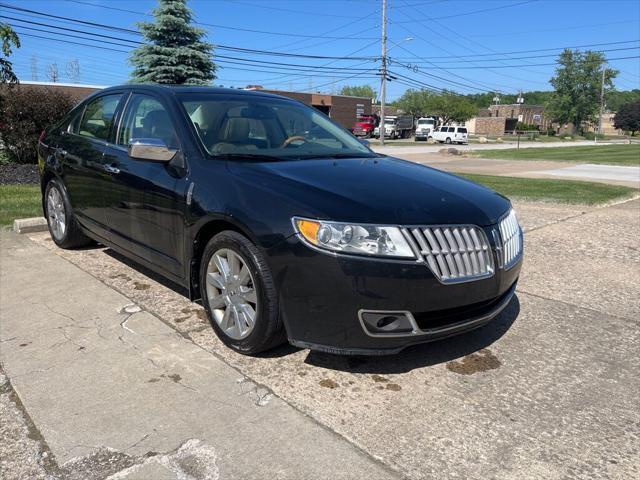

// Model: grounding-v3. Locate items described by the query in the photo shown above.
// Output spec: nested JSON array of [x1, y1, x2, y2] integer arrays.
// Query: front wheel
[[445, 137, 452, 144], [200, 231, 286, 355], [44, 179, 92, 249]]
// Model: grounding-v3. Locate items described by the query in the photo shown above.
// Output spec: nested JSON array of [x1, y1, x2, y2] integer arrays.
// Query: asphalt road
[[1, 198, 639, 479]]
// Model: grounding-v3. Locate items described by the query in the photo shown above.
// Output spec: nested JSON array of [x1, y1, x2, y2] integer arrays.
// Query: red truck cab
[[352, 115, 377, 137]]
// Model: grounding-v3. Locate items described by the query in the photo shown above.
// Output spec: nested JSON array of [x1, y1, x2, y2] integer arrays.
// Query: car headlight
[[293, 217, 415, 258]]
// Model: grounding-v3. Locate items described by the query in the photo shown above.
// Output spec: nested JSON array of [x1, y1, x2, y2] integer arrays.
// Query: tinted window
[[179, 93, 373, 159], [118, 95, 178, 148], [458, 128, 467, 134], [78, 94, 123, 141], [448, 127, 455, 132]]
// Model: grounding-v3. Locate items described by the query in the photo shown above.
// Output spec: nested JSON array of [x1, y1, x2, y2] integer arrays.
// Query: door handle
[[103, 164, 120, 174]]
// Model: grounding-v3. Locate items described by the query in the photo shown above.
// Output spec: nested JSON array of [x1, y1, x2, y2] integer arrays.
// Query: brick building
[[256, 89, 372, 129], [468, 104, 549, 136], [13, 82, 372, 130]]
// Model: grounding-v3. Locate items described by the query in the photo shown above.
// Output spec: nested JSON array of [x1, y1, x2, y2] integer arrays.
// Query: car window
[[118, 95, 178, 148], [78, 94, 123, 141], [448, 127, 455, 132], [458, 128, 467, 134], [179, 93, 373, 159]]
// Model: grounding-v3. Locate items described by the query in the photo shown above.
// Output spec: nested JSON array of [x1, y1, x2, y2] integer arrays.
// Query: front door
[[59, 92, 125, 240], [102, 93, 187, 279]]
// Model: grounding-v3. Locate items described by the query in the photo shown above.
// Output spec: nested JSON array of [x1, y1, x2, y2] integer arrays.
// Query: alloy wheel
[[205, 248, 258, 340], [47, 186, 66, 240]]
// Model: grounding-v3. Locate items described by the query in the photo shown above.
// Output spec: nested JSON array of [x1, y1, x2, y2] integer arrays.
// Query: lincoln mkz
[[39, 85, 523, 355]]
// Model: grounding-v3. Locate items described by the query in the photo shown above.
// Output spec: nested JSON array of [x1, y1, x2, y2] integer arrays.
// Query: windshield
[[418, 120, 434, 125], [384, 118, 396, 125], [179, 93, 374, 160]]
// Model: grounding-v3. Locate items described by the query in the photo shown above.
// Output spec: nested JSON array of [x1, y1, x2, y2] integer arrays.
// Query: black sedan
[[38, 85, 523, 355]]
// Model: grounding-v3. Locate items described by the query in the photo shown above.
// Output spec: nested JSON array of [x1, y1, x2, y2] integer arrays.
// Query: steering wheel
[[280, 135, 308, 148]]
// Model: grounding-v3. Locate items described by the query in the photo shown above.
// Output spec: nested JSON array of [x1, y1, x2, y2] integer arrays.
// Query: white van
[[430, 126, 468, 144]]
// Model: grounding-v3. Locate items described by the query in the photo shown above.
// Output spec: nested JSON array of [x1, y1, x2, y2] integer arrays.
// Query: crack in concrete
[[516, 288, 640, 325]]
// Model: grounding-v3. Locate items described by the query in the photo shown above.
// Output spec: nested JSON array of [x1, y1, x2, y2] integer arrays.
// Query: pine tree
[[130, 0, 215, 85]]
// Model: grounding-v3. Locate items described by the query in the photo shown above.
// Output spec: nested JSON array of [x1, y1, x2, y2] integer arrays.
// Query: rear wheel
[[200, 231, 285, 355], [445, 137, 452, 144], [44, 179, 92, 249]]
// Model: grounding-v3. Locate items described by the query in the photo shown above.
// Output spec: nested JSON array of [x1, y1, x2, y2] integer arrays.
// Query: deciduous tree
[[547, 49, 617, 133], [614, 101, 640, 136], [1, 23, 20, 85], [130, 0, 216, 85], [339, 85, 377, 100]]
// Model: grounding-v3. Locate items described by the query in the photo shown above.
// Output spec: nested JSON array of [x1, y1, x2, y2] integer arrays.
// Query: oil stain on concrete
[[446, 348, 501, 375]]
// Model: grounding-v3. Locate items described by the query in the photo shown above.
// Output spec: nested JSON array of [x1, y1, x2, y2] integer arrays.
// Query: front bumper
[[268, 232, 522, 355]]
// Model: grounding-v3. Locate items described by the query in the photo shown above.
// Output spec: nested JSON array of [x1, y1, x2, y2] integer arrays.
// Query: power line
[[392, 0, 538, 23], [400, 46, 640, 65], [422, 56, 640, 69], [12, 31, 130, 54], [392, 40, 640, 61], [1, 10, 380, 60]]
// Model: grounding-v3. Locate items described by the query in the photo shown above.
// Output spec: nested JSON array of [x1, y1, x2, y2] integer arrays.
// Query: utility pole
[[598, 64, 606, 139], [379, 0, 387, 146]]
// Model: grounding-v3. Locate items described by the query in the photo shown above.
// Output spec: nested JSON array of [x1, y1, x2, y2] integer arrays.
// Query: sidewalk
[[394, 152, 640, 188], [0, 231, 398, 480]]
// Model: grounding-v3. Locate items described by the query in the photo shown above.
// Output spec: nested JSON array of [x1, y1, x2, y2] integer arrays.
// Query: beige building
[[468, 104, 548, 136]]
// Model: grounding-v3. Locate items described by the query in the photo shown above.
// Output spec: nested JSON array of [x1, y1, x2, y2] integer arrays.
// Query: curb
[[13, 217, 48, 234]]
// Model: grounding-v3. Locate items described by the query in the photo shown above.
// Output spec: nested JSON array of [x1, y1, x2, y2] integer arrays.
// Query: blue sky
[[3, 0, 640, 100]]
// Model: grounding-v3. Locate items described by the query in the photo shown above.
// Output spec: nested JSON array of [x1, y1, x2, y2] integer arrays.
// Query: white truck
[[374, 115, 414, 139], [415, 117, 437, 141]]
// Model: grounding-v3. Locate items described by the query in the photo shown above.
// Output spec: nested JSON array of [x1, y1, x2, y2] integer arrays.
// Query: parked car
[[39, 85, 522, 355], [374, 115, 414, 139], [431, 125, 468, 144], [352, 115, 377, 138], [415, 117, 437, 141]]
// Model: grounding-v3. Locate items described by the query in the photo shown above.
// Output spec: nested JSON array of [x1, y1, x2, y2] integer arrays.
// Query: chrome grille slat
[[405, 225, 495, 284], [499, 210, 522, 269]]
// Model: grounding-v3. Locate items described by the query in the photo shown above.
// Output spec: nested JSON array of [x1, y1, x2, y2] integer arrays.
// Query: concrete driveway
[[378, 147, 640, 188], [1, 198, 639, 479]]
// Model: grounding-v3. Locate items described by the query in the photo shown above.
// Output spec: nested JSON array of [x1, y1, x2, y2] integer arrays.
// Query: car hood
[[226, 156, 511, 226]]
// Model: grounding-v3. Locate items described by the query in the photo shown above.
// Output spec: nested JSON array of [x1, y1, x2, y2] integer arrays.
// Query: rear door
[[102, 92, 188, 279], [57, 92, 126, 239]]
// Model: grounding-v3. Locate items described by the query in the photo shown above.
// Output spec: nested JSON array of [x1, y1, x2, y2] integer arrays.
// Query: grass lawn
[[472, 144, 640, 166], [0, 185, 42, 226], [459, 173, 637, 205]]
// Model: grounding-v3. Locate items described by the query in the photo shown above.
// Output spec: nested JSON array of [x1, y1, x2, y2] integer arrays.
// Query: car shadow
[[303, 295, 521, 374], [103, 248, 191, 298], [99, 246, 519, 370]]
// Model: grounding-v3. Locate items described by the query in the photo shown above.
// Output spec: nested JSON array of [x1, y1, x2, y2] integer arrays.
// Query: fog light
[[360, 311, 416, 336]]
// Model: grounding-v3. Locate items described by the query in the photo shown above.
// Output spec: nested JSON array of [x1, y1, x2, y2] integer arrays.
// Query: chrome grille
[[402, 225, 494, 283], [498, 210, 522, 269]]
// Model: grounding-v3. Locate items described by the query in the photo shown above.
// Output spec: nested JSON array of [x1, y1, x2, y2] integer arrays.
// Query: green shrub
[[583, 132, 605, 141], [545, 128, 556, 136], [0, 86, 75, 163], [515, 122, 539, 131]]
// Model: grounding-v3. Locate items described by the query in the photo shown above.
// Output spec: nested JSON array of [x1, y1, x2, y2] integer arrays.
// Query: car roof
[[98, 84, 290, 101]]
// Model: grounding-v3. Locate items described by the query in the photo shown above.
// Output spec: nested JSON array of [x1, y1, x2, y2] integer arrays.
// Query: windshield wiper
[[299, 153, 378, 160], [211, 153, 285, 162]]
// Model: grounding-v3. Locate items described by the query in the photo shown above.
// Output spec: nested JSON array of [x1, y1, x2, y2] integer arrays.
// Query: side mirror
[[358, 138, 370, 147], [128, 138, 177, 162]]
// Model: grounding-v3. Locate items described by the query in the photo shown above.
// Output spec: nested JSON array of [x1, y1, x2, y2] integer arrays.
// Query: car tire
[[200, 230, 286, 355], [428, 136, 433, 141], [44, 178, 93, 249], [446, 137, 452, 144]]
